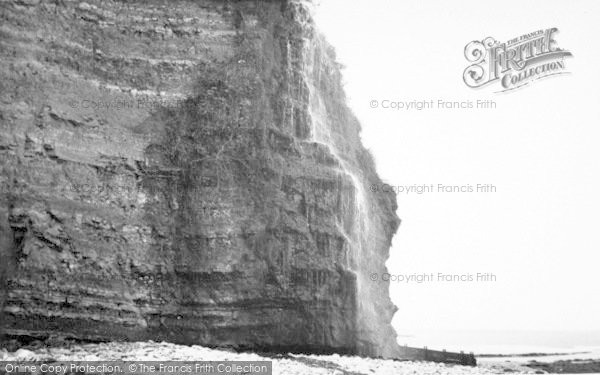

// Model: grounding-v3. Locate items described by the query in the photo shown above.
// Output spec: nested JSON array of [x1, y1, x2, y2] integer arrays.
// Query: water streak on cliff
[[0, 0, 400, 358], [302, 27, 370, 325]]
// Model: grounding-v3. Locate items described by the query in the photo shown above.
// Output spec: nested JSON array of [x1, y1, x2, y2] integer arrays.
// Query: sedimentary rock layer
[[0, 0, 400, 357]]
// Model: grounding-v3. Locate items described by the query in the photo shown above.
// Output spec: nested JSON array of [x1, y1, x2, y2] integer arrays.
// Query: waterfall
[[301, 29, 372, 329], [288, 1, 398, 357]]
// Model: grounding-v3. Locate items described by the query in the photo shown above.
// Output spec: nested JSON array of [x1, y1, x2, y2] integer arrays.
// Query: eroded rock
[[0, 0, 400, 358]]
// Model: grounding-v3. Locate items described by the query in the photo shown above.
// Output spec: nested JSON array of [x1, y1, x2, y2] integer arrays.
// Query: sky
[[313, 0, 600, 335]]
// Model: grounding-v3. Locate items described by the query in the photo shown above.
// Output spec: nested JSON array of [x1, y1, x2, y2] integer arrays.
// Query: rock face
[[0, 0, 400, 358]]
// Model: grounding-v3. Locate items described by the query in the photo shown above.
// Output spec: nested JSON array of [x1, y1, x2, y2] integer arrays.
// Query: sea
[[397, 329, 600, 366]]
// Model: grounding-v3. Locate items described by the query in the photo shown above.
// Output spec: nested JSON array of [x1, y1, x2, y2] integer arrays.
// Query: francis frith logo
[[463, 28, 573, 92]]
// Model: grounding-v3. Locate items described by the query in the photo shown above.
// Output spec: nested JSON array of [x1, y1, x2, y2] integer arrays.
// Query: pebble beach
[[1, 342, 540, 375]]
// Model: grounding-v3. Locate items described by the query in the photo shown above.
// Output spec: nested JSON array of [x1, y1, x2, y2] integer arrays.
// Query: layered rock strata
[[0, 0, 400, 357]]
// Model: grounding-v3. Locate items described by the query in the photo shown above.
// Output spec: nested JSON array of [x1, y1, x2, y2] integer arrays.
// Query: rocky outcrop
[[0, 0, 400, 358]]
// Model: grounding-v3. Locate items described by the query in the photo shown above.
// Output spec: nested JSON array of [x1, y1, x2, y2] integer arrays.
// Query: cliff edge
[[0, 0, 400, 358]]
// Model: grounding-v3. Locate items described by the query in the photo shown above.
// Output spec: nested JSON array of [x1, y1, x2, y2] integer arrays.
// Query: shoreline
[[521, 359, 600, 374], [478, 350, 600, 373], [0, 341, 539, 375], [3, 341, 600, 374], [482, 359, 600, 374], [480, 356, 600, 374], [478, 351, 592, 358]]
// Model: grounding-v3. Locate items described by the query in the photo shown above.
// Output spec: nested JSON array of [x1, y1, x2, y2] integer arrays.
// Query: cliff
[[0, 0, 401, 358]]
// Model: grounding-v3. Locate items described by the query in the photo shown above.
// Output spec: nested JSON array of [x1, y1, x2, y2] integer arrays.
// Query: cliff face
[[0, 0, 400, 358]]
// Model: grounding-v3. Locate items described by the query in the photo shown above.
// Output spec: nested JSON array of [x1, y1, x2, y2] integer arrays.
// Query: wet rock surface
[[0, 0, 399, 357]]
